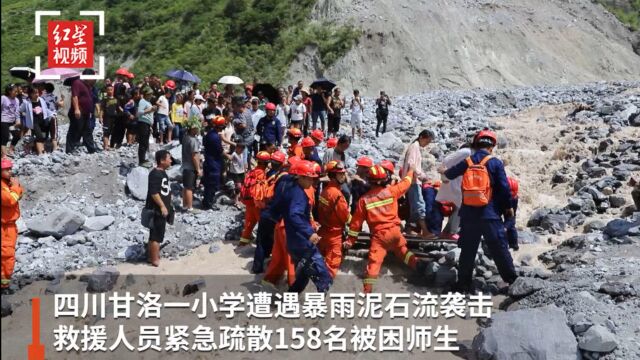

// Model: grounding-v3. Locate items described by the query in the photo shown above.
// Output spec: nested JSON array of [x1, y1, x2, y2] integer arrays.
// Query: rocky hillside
[[288, 0, 640, 95]]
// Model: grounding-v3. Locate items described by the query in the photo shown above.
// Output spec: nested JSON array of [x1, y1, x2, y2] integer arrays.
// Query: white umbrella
[[218, 75, 244, 85]]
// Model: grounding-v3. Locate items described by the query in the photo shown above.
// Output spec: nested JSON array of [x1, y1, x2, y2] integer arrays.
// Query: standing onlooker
[[227, 142, 247, 204], [402, 129, 436, 239], [145, 150, 174, 267], [276, 95, 290, 135], [181, 118, 202, 212], [350, 89, 364, 139], [123, 89, 140, 146], [66, 69, 98, 154], [20, 86, 54, 155], [328, 87, 345, 138], [310, 87, 330, 133], [156, 88, 172, 144], [375, 91, 391, 137], [301, 89, 312, 136], [137, 88, 157, 167], [290, 95, 306, 130], [232, 96, 255, 165], [256, 103, 282, 150], [170, 93, 186, 142], [40, 83, 63, 152], [98, 84, 119, 151], [291, 80, 303, 99], [1, 84, 22, 158], [1, 158, 23, 289], [202, 117, 226, 209]]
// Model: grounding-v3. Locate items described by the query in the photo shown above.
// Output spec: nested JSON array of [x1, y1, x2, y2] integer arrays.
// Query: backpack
[[240, 169, 267, 202], [461, 155, 493, 207]]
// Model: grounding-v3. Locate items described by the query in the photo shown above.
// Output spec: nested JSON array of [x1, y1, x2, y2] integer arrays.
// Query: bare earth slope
[[288, 0, 640, 95]]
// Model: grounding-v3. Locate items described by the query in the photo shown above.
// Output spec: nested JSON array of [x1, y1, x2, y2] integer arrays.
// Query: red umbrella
[[115, 68, 130, 76]]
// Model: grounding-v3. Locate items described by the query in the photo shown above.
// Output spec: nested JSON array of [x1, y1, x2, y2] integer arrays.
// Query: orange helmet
[[1, 158, 13, 169], [287, 155, 302, 167], [256, 151, 271, 162], [379, 160, 395, 174], [508, 176, 519, 198], [474, 129, 497, 147], [271, 151, 286, 164], [211, 115, 226, 127], [164, 80, 176, 90], [310, 129, 325, 142], [356, 156, 374, 168], [325, 160, 346, 173], [265, 102, 276, 111], [326, 137, 338, 148], [312, 162, 322, 176], [368, 165, 387, 180], [287, 128, 303, 138], [291, 160, 319, 178], [301, 137, 315, 148]]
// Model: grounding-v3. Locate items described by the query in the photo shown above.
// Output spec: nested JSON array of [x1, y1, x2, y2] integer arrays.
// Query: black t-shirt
[[377, 97, 390, 113], [145, 168, 171, 211], [203, 106, 221, 118], [101, 97, 119, 118], [31, 100, 45, 123], [311, 93, 327, 112]]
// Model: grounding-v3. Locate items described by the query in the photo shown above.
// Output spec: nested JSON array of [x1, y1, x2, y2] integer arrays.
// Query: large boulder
[[578, 325, 618, 353], [508, 277, 547, 298], [126, 167, 150, 201], [472, 305, 579, 360], [27, 208, 85, 239], [82, 216, 115, 232], [604, 218, 638, 238], [169, 145, 182, 164], [84, 266, 120, 293]]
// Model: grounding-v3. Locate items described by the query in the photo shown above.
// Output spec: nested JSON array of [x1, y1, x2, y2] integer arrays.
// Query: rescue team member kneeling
[[283, 160, 333, 293], [345, 164, 427, 293], [440, 129, 518, 293], [145, 150, 174, 267]]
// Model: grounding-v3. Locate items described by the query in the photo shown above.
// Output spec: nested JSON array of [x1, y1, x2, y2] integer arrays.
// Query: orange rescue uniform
[[240, 167, 267, 245], [263, 186, 316, 288], [1, 178, 23, 288], [317, 181, 350, 278], [287, 143, 303, 159], [346, 170, 418, 293]]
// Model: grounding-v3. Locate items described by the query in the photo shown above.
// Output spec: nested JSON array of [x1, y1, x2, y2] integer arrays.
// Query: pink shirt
[[402, 141, 424, 185]]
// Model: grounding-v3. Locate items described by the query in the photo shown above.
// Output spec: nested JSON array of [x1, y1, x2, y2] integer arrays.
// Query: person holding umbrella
[[310, 87, 330, 134], [1, 84, 22, 158], [66, 69, 99, 154]]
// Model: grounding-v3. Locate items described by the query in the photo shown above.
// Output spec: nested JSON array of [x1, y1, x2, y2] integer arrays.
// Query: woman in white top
[[350, 89, 363, 139], [436, 143, 473, 238]]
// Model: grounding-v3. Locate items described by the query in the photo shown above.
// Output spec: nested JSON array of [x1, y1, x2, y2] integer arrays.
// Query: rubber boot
[[417, 219, 435, 239]]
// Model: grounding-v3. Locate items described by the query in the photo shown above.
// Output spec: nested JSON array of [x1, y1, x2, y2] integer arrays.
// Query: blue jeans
[[311, 110, 327, 132], [157, 114, 172, 133], [172, 123, 183, 142], [408, 183, 426, 222]]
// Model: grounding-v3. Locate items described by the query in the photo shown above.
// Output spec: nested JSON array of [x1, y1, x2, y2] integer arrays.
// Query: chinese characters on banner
[[47, 20, 94, 68]]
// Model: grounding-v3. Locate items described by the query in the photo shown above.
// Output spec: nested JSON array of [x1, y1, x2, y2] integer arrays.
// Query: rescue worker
[[202, 116, 226, 209], [344, 164, 425, 293], [379, 160, 399, 185], [1, 158, 23, 289], [350, 156, 374, 213], [256, 102, 282, 150], [310, 129, 325, 163], [326, 137, 338, 149], [267, 151, 286, 178], [261, 156, 303, 284], [505, 176, 520, 250], [239, 151, 271, 246], [251, 152, 291, 274], [286, 128, 304, 158], [284, 160, 333, 293], [301, 136, 322, 165], [440, 129, 518, 293], [317, 160, 350, 278]]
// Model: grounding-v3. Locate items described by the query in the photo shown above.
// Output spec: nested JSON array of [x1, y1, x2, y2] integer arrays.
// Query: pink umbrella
[[33, 68, 81, 83]]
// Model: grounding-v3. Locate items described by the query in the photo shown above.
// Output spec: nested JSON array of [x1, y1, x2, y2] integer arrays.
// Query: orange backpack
[[241, 169, 267, 202], [461, 155, 493, 207]]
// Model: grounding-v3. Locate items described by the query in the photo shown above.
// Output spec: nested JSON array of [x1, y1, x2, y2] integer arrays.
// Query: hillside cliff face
[[288, 0, 640, 95]]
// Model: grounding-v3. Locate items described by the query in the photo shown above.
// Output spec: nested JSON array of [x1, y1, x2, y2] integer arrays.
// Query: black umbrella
[[252, 83, 279, 104], [311, 77, 336, 91], [9, 67, 37, 82]]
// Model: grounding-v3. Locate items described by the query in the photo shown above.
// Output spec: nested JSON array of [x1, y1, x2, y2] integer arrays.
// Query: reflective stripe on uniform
[[319, 196, 329, 206], [363, 277, 377, 285], [365, 197, 393, 210], [403, 251, 415, 265], [1, 278, 10, 285], [347, 229, 359, 237], [404, 176, 411, 182], [239, 237, 251, 244], [346, 214, 352, 224], [10, 192, 20, 201]]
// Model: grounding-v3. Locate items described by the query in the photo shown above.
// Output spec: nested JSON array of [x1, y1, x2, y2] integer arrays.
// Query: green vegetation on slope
[[598, 0, 640, 31], [1, 0, 360, 85]]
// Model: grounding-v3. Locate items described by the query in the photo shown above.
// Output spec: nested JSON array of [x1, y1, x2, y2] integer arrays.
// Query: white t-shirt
[[156, 96, 169, 116], [290, 102, 306, 121], [229, 152, 247, 174], [436, 148, 473, 207], [351, 97, 363, 115]]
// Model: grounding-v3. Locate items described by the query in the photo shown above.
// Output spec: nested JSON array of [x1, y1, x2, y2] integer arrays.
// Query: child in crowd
[[226, 142, 247, 204]]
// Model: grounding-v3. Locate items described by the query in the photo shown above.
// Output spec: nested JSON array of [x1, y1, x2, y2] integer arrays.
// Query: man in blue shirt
[[256, 102, 282, 150], [440, 129, 517, 293]]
